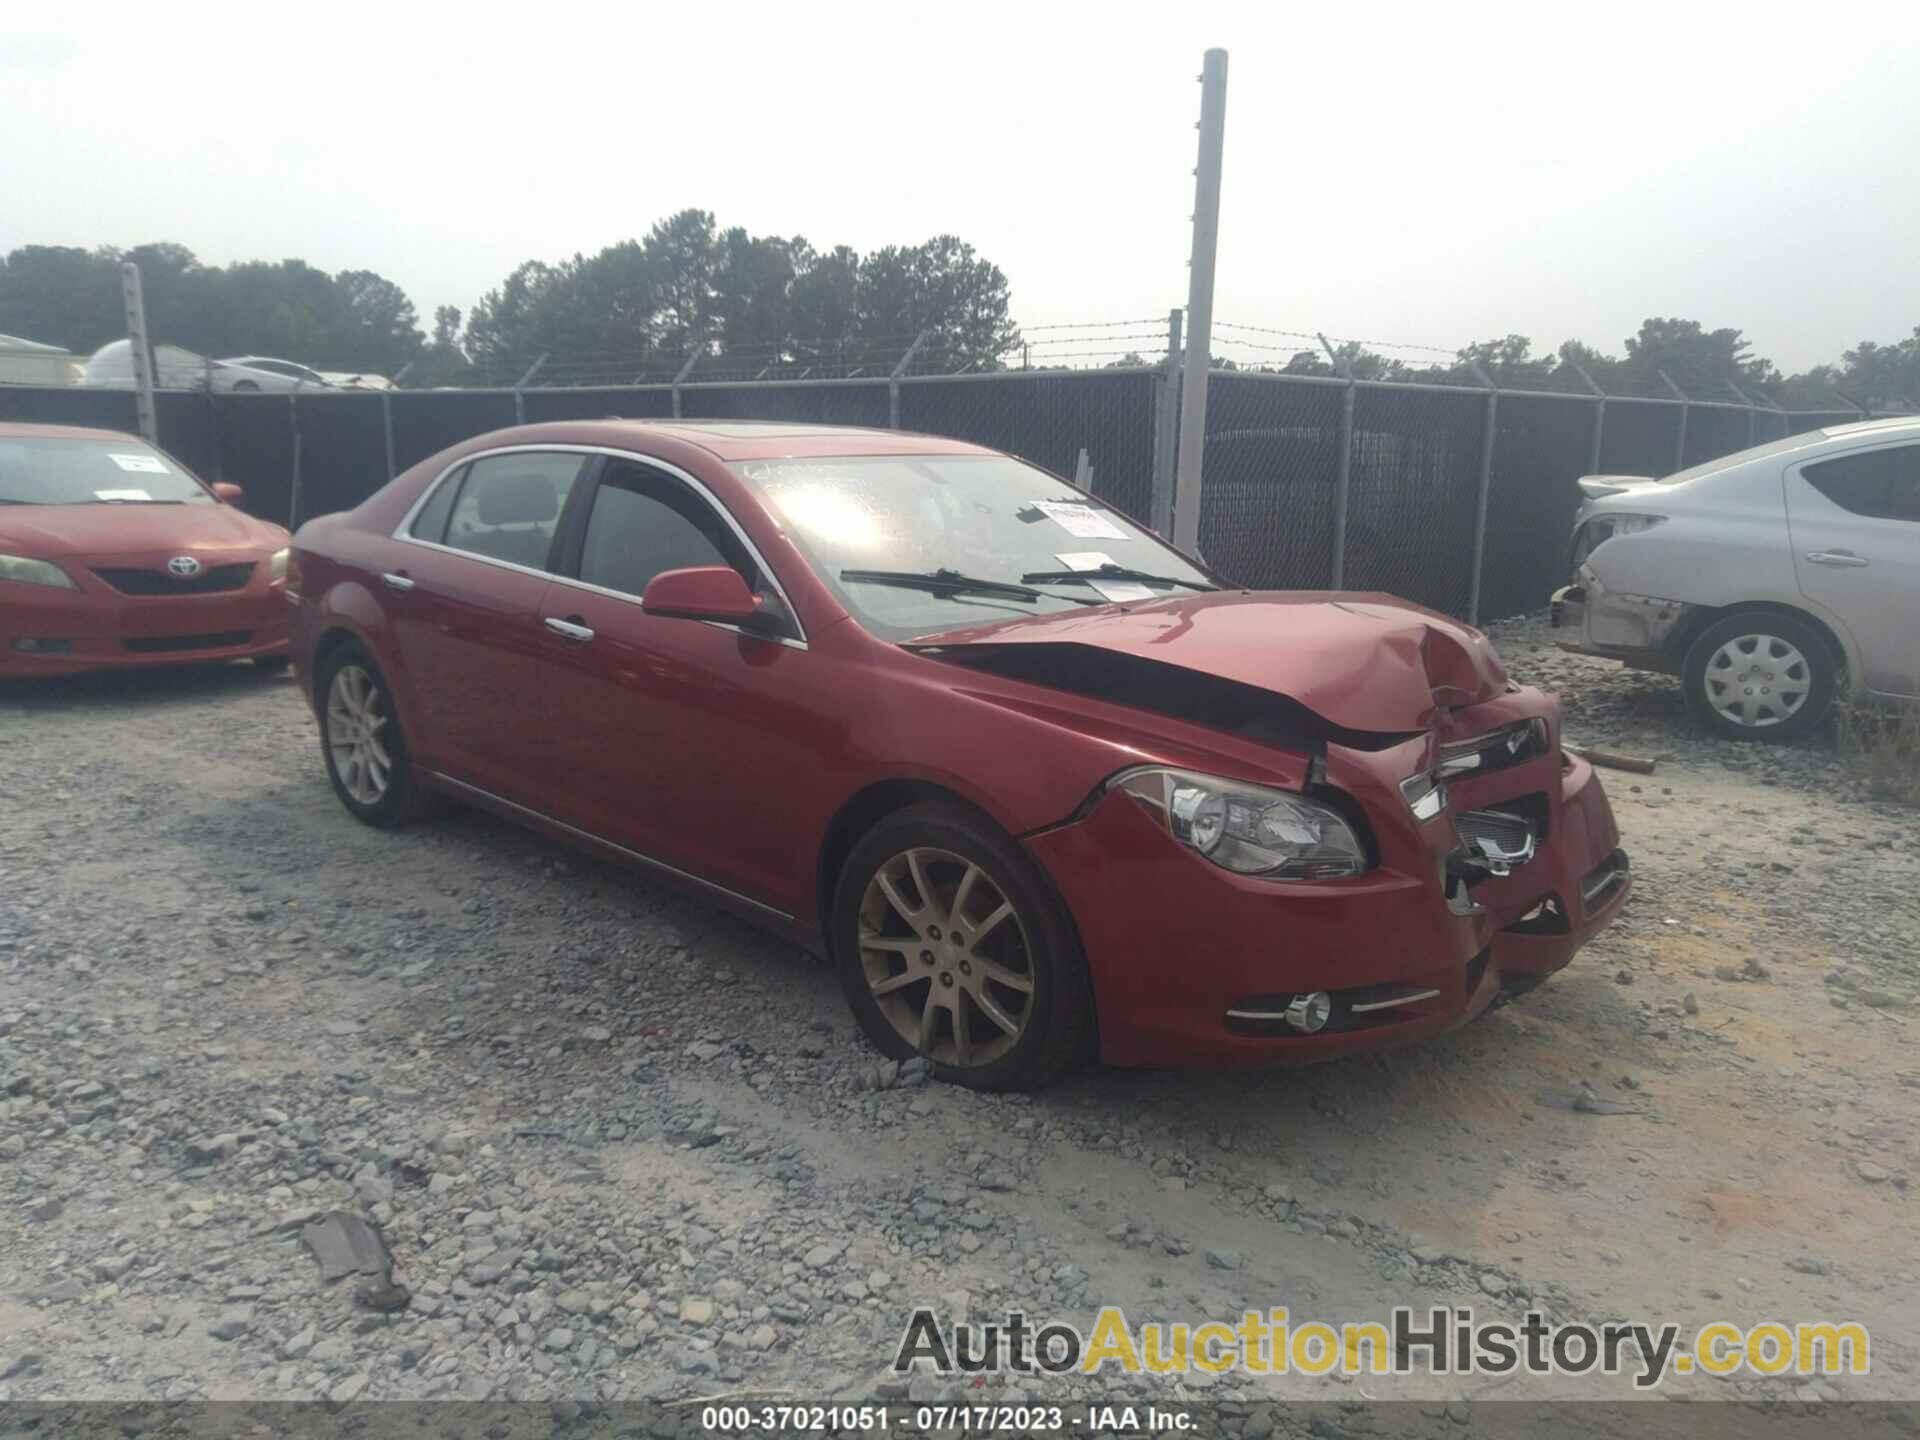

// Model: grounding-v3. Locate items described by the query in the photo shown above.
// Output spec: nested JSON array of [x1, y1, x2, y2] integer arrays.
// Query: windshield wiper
[[841, 567, 1050, 602], [1018, 563, 1217, 593]]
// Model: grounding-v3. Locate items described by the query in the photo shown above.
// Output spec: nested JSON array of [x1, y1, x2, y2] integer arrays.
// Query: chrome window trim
[[424, 770, 794, 924], [389, 443, 808, 648]]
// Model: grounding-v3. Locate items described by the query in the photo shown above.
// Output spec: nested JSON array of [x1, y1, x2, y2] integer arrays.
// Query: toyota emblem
[[167, 555, 203, 578]]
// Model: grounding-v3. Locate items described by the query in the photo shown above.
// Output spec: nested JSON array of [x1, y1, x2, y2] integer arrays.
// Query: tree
[[1452, 334, 1555, 388], [1620, 317, 1778, 393], [0, 242, 424, 374]]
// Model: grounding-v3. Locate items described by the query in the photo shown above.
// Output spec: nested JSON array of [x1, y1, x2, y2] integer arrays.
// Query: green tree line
[[4, 220, 1916, 408]]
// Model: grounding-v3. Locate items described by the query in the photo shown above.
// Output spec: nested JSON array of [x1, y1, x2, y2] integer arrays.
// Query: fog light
[[13, 638, 75, 655], [1284, 992, 1333, 1034]]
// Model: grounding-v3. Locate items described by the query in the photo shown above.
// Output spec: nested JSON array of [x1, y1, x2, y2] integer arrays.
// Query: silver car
[[1552, 417, 1920, 740]]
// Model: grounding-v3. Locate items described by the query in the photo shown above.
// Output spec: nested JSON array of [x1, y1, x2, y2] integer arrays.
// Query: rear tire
[[315, 643, 425, 826], [831, 802, 1092, 1092], [1682, 612, 1836, 742]]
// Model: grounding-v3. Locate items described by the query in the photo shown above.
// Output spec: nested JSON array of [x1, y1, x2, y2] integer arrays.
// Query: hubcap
[[1703, 634, 1810, 729], [858, 847, 1035, 1068], [326, 664, 394, 804]]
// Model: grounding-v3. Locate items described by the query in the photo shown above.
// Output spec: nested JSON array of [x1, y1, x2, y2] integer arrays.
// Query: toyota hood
[[0, 503, 288, 560], [913, 591, 1510, 734]]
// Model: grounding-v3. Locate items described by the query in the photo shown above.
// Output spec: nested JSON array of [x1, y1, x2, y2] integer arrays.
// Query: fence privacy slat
[[0, 373, 1894, 624]]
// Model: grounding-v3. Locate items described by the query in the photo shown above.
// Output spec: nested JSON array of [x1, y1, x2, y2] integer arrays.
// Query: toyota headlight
[[1113, 767, 1368, 880], [0, 554, 77, 590], [268, 547, 290, 581]]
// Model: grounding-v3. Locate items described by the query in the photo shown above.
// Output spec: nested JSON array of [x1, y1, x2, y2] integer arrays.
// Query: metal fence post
[[287, 394, 303, 531], [1150, 309, 1183, 534], [1172, 48, 1229, 554], [1658, 370, 1689, 472], [1465, 360, 1498, 626], [381, 390, 397, 479], [889, 331, 931, 429], [1566, 357, 1605, 474], [1319, 332, 1355, 589], [513, 353, 547, 425], [671, 351, 699, 419]]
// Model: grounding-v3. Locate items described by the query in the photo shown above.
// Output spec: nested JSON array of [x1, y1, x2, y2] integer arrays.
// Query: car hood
[[912, 591, 1509, 734], [0, 503, 288, 559]]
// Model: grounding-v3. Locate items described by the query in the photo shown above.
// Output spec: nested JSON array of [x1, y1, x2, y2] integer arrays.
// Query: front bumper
[[0, 575, 289, 677], [1025, 710, 1630, 1070]]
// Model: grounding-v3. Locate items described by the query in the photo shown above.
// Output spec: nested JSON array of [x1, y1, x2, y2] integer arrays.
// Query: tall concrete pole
[[1172, 48, 1227, 555]]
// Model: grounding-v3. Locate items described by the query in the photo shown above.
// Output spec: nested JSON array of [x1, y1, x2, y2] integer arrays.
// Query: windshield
[[0, 437, 213, 506], [732, 454, 1214, 640]]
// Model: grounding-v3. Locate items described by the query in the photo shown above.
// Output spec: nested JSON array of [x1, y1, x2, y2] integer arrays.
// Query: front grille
[[1435, 719, 1550, 781], [94, 563, 254, 596], [1455, 807, 1535, 861], [122, 631, 252, 654]]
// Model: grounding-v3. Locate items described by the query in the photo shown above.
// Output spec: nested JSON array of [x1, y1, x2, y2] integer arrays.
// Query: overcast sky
[[6, 2, 1917, 372]]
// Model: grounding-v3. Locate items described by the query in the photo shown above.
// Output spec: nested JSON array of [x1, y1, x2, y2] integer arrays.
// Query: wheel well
[[309, 627, 361, 703], [1665, 602, 1850, 681], [814, 781, 987, 945]]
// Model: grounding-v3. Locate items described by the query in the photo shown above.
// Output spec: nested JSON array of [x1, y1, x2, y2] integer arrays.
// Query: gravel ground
[[1, 613, 1915, 1414]]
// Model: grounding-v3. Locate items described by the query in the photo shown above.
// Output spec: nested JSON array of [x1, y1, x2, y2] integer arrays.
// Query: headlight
[[1113, 767, 1369, 880], [1571, 513, 1665, 566], [268, 547, 290, 581], [0, 554, 77, 590]]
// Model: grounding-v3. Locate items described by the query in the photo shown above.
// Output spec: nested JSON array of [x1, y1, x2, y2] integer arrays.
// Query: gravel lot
[[2, 613, 1915, 1412]]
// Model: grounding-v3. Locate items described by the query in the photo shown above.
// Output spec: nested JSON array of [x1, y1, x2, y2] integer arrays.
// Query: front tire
[[1682, 612, 1836, 742], [316, 644, 423, 826], [832, 802, 1092, 1092]]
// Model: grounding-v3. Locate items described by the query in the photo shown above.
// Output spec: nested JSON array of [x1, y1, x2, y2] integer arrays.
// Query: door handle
[[1805, 550, 1870, 568], [381, 572, 416, 592], [544, 616, 595, 642]]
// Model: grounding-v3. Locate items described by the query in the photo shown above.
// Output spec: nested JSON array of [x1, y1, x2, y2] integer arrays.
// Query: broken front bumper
[[1024, 724, 1630, 1070]]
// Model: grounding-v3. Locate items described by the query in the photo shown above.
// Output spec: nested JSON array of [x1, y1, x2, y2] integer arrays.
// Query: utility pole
[[120, 262, 158, 444], [1171, 48, 1227, 555]]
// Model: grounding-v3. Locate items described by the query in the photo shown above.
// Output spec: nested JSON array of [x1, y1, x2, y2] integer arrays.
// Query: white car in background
[[1553, 417, 1920, 740], [82, 341, 332, 393], [218, 355, 335, 390]]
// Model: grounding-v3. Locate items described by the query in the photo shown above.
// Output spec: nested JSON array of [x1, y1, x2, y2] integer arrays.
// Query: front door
[[1786, 440, 1920, 697], [528, 458, 822, 914]]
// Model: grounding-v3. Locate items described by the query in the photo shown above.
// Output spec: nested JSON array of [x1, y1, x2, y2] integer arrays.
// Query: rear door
[[528, 456, 820, 913], [385, 448, 594, 795], [1785, 441, 1920, 697]]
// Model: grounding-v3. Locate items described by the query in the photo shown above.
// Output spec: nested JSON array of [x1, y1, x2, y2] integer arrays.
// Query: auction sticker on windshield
[[93, 488, 153, 501], [1032, 500, 1128, 540], [108, 453, 170, 473]]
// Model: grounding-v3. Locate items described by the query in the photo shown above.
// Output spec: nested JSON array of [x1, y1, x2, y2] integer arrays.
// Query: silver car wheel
[[857, 846, 1036, 1068], [326, 664, 393, 805], [1702, 633, 1810, 730]]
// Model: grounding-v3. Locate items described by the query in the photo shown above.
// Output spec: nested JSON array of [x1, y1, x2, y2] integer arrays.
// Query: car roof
[[1820, 415, 1920, 440], [491, 418, 1002, 463], [0, 421, 144, 442]]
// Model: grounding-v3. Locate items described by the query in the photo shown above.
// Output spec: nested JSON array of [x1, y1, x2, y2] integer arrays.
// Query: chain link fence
[[2, 361, 1901, 625]]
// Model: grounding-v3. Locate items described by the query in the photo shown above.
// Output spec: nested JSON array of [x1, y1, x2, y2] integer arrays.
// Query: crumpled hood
[[0, 503, 287, 560], [914, 591, 1509, 733]]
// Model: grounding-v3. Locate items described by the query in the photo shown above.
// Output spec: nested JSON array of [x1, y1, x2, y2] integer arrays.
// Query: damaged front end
[[916, 599, 1630, 1068]]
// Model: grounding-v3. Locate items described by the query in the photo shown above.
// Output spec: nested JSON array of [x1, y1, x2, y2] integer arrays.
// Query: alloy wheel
[[857, 847, 1035, 1068], [1702, 633, 1810, 730], [326, 664, 394, 805]]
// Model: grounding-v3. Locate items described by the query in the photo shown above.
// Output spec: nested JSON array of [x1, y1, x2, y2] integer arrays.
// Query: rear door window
[[441, 452, 589, 571], [1802, 445, 1920, 523]]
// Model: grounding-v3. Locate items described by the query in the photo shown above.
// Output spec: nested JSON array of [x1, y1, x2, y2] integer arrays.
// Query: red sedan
[[289, 421, 1629, 1090], [0, 423, 292, 676]]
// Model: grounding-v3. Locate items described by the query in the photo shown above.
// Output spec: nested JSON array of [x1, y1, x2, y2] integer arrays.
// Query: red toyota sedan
[[0, 423, 292, 676], [289, 421, 1629, 1090]]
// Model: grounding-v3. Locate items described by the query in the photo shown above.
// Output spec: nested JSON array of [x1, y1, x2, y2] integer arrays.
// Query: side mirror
[[211, 482, 246, 506], [641, 565, 763, 626]]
